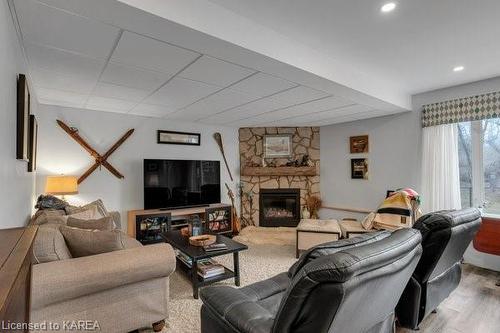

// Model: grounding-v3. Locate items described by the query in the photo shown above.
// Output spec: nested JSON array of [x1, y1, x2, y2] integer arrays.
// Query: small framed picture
[[28, 115, 38, 172], [351, 158, 368, 179], [157, 130, 200, 146], [350, 135, 369, 153], [17, 74, 30, 161], [264, 134, 292, 158]]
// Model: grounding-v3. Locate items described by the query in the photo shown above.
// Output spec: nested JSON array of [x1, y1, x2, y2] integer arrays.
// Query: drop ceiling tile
[[36, 87, 88, 108], [111, 31, 200, 74], [93, 82, 150, 102], [14, 0, 120, 59], [201, 85, 331, 124], [129, 104, 175, 118], [246, 96, 354, 123], [143, 77, 220, 109], [100, 62, 172, 90], [271, 85, 330, 104], [169, 89, 258, 120], [201, 97, 293, 124], [86, 96, 136, 113], [230, 72, 297, 97], [31, 68, 96, 94], [269, 104, 372, 125], [25, 42, 104, 80], [178, 56, 255, 87]]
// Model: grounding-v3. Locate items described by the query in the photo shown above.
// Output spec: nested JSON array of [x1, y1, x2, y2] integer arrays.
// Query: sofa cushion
[[67, 216, 114, 231], [60, 226, 124, 257], [33, 224, 73, 264], [65, 199, 108, 218], [288, 230, 391, 277], [31, 209, 67, 226]]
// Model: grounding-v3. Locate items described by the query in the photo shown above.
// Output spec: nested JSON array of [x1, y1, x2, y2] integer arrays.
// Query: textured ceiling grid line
[[83, 29, 125, 109], [220, 94, 335, 125], [196, 81, 300, 121], [126, 54, 204, 116]]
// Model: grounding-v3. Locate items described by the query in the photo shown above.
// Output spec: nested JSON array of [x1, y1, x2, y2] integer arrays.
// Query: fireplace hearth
[[259, 188, 300, 227]]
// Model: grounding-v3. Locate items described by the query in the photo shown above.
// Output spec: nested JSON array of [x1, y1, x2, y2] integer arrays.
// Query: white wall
[[319, 110, 422, 220], [0, 0, 37, 229], [35, 104, 239, 232]]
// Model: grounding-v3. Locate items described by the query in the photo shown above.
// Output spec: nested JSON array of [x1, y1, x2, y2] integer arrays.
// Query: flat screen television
[[144, 159, 221, 210]]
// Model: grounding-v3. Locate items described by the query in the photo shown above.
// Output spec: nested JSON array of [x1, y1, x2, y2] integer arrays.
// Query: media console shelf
[[127, 203, 233, 241]]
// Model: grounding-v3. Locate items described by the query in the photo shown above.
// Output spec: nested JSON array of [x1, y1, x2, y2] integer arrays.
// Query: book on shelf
[[203, 242, 228, 252], [197, 259, 225, 279]]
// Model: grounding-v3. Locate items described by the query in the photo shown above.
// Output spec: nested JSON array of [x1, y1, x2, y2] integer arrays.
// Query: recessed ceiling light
[[381, 2, 397, 13], [453, 66, 465, 72]]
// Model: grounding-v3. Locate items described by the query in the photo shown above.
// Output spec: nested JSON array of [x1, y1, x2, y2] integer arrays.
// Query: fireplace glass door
[[259, 189, 300, 227]]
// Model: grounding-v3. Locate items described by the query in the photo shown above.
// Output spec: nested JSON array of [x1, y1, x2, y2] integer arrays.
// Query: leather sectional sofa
[[200, 229, 422, 333]]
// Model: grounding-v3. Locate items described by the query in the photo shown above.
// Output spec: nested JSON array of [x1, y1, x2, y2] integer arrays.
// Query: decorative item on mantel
[[56, 120, 134, 184]]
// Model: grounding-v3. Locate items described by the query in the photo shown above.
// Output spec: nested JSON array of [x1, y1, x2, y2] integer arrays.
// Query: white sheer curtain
[[421, 123, 462, 213]]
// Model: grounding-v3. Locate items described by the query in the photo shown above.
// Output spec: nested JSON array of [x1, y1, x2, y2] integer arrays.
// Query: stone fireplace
[[259, 188, 301, 227], [239, 127, 320, 227]]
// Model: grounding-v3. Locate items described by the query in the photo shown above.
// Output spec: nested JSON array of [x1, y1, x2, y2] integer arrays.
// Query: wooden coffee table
[[161, 231, 248, 299]]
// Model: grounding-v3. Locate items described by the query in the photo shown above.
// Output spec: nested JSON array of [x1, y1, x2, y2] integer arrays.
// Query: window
[[457, 119, 500, 215]]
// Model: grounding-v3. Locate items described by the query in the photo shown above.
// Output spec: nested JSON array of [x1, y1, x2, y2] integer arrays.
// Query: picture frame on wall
[[28, 115, 38, 172], [350, 135, 369, 153], [17, 74, 30, 161], [264, 134, 292, 158], [157, 130, 200, 146], [351, 158, 368, 179]]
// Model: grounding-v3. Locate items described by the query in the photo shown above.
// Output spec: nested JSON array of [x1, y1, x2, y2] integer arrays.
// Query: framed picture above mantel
[[157, 130, 200, 146], [263, 134, 292, 158]]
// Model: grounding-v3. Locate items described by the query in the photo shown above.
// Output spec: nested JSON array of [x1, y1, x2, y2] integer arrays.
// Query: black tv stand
[[159, 204, 209, 211]]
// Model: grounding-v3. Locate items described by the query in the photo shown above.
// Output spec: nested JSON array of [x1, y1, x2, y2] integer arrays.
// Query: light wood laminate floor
[[397, 264, 500, 333]]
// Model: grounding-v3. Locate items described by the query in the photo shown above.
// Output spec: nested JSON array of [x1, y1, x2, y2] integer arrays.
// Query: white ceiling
[[208, 0, 500, 95], [11, 0, 499, 127]]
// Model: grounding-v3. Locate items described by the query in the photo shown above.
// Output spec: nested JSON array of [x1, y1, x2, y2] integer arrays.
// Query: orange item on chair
[[473, 217, 500, 255]]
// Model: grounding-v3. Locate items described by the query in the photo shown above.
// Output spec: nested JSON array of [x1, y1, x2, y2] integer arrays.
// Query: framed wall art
[[28, 115, 38, 172], [350, 135, 369, 153], [264, 134, 292, 158], [157, 130, 200, 146], [17, 74, 30, 161], [351, 158, 368, 179]]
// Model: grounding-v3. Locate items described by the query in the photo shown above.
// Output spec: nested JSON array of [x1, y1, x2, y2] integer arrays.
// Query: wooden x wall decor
[[57, 120, 134, 184]]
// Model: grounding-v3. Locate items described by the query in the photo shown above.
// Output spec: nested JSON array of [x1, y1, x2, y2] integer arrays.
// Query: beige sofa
[[30, 211, 176, 333]]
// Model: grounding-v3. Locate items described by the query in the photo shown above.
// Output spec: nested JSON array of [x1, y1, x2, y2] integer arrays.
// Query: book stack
[[197, 260, 225, 279], [203, 242, 228, 252]]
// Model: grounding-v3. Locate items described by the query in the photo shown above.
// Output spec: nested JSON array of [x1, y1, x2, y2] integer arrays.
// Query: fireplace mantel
[[241, 166, 317, 177]]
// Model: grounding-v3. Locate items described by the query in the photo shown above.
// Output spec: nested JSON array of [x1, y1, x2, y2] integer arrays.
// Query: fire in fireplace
[[259, 188, 300, 227]]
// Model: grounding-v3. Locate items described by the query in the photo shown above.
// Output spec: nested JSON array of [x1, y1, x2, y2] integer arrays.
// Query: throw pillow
[[67, 205, 100, 220], [65, 199, 109, 218], [361, 212, 376, 230], [33, 224, 73, 263], [31, 209, 67, 225], [60, 226, 124, 257], [67, 216, 114, 231]]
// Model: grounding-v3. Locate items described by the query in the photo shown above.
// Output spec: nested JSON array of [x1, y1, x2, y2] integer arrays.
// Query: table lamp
[[45, 175, 78, 199]]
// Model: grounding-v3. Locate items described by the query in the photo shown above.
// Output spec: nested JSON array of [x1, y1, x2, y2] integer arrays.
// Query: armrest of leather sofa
[[31, 243, 176, 310], [201, 286, 275, 333]]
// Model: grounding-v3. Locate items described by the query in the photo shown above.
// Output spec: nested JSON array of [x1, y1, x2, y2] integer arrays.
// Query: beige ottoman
[[296, 219, 341, 258], [339, 218, 376, 239]]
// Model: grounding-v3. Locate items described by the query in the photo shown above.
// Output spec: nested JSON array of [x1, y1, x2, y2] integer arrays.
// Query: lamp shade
[[45, 176, 79, 195]]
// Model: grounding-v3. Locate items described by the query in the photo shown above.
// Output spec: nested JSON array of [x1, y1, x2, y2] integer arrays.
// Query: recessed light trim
[[453, 66, 465, 72], [381, 2, 397, 13]]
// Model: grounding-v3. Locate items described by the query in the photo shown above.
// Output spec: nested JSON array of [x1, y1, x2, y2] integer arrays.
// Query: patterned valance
[[422, 91, 500, 127]]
